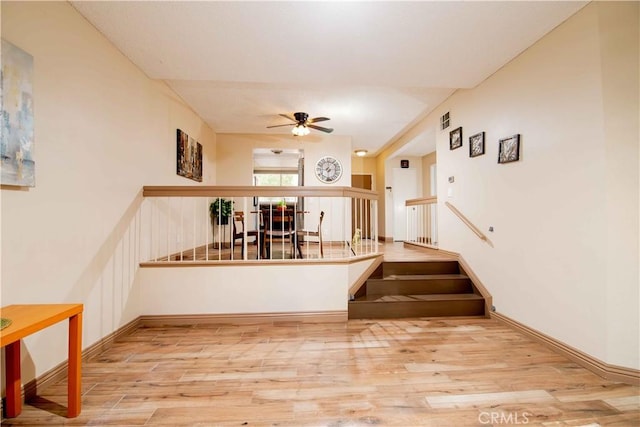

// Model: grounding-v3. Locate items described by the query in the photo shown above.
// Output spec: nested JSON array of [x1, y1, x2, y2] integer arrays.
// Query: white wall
[[1, 1, 216, 384], [431, 2, 638, 369], [136, 264, 354, 315]]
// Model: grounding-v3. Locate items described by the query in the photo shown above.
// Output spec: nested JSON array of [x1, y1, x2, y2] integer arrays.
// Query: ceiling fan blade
[[266, 123, 295, 128], [279, 113, 297, 122], [308, 117, 330, 124], [307, 124, 334, 133]]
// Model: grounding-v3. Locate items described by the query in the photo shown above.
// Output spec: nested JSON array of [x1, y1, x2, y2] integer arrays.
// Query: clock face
[[315, 156, 343, 183]]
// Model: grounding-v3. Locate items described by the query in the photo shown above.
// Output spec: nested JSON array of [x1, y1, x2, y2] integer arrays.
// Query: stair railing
[[445, 201, 492, 245], [140, 185, 379, 263], [405, 196, 438, 248]]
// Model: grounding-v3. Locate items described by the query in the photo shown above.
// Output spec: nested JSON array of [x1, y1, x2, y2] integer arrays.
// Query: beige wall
[[1, 1, 216, 383], [421, 152, 437, 197], [429, 2, 637, 369], [351, 156, 377, 190], [597, 2, 640, 368], [216, 133, 352, 186]]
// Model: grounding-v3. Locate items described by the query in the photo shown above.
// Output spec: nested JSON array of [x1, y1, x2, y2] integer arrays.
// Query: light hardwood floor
[[153, 240, 449, 262], [3, 317, 638, 426]]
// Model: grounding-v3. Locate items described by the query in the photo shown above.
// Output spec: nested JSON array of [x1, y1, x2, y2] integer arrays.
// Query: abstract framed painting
[[1, 40, 35, 187], [469, 132, 485, 158], [176, 129, 203, 182], [498, 134, 521, 164], [449, 127, 462, 150]]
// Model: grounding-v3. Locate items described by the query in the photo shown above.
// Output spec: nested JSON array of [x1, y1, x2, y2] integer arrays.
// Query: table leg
[[67, 312, 82, 417], [5, 340, 22, 418]]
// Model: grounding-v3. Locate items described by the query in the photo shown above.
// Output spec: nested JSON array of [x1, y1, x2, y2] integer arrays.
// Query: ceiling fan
[[267, 112, 333, 136]]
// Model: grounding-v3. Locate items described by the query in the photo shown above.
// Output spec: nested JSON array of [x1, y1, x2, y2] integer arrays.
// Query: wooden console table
[[0, 304, 83, 418]]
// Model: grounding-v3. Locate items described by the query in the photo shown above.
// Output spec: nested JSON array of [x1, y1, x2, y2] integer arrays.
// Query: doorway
[[392, 167, 417, 241]]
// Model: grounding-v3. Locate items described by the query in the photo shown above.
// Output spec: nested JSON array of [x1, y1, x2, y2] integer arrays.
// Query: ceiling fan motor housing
[[294, 112, 308, 123]]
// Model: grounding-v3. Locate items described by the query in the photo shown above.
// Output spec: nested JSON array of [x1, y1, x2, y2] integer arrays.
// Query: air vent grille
[[440, 112, 450, 130]]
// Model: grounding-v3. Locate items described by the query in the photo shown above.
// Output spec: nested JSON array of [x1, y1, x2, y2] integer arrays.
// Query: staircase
[[348, 260, 487, 319]]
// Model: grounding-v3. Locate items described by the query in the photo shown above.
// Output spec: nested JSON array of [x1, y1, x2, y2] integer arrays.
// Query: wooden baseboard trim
[[348, 255, 383, 299], [492, 311, 640, 386], [402, 241, 439, 251], [138, 311, 348, 327], [21, 317, 141, 402], [457, 255, 493, 318], [433, 248, 460, 258]]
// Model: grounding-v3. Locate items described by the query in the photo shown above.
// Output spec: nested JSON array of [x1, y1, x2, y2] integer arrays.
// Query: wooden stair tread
[[380, 273, 469, 280], [352, 293, 483, 303], [349, 259, 488, 320]]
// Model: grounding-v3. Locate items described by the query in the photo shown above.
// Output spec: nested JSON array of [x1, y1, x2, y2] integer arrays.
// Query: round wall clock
[[315, 156, 343, 183]]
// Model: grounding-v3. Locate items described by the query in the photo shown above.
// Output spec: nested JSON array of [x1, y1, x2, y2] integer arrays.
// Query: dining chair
[[263, 209, 295, 259], [232, 211, 260, 259], [296, 211, 324, 258]]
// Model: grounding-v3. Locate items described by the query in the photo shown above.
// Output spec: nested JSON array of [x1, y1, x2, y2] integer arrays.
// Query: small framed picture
[[498, 134, 521, 164], [449, 127, 463, 150], [469, 132, 485, 158]]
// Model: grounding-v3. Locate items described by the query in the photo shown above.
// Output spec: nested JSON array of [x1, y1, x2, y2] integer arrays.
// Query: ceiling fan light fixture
[[292, 124, 310, 136], [354, 149, 368, 157]]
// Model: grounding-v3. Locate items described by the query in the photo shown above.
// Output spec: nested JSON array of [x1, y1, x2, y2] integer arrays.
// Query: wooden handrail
[[445, 202, 488, 242], [143, 185, 379, 200], [406, 196, 437, 206]]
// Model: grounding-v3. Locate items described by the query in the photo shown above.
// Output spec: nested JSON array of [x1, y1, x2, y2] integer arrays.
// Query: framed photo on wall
[[449, 127, 462, 150], [176, 129, 203, 182], [469, 132, 485, 158], [498, 134, 521, 164]]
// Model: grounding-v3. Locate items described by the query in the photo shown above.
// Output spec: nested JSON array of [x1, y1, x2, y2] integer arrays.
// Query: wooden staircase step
[[348, 293, 485, 319], [366, 274, 473, 295], [382, 261, 460, 276], [348, 258, 488, 320], [354, 293, 482, 302]]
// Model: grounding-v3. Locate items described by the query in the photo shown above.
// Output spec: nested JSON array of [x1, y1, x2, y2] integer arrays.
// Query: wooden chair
[[296, 211, 324, 258], [232, 211, 260, 259], [263, 209, 295, 259]]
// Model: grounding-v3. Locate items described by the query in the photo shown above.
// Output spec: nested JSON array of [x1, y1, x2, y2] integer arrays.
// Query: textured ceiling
[[72, 1, 586, 157]]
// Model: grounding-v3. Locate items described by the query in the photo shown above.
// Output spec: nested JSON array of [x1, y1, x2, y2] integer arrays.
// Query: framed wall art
[[176, 129, 203, 182], [1, 40, 35, 187], [498, 134, 521, 164], [449, 127, 462, 150], [469, 132, 485, 158]]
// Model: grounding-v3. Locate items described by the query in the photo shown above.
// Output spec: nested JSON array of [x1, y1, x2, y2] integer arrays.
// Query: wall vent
[[440, 112, 450, 130]]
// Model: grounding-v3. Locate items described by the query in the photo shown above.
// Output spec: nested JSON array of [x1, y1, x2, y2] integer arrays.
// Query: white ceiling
[[72, 1, 586, 157]]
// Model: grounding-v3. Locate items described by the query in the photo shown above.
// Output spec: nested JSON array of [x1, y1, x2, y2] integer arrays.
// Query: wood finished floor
[[152, 241, 449, 262], [4, 317, 638, 426]]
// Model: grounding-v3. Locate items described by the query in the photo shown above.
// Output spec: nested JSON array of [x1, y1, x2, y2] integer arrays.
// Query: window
[[254, 171, 299, 203]]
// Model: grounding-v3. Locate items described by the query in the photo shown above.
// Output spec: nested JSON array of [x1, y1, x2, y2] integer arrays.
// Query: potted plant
[[277, 199, 287, 211], [209, 198, 234, 225]]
